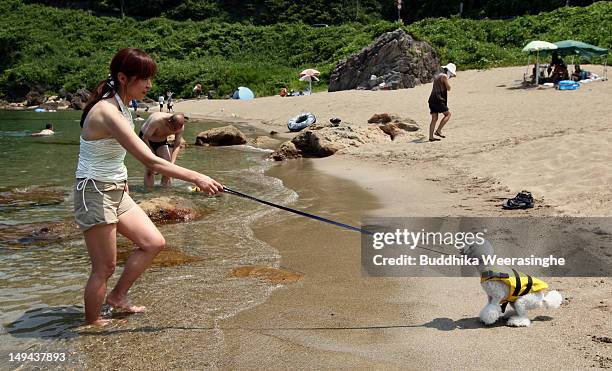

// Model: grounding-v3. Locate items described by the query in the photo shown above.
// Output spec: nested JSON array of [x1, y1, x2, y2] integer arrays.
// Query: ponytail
[[80, 75, 118, 127]]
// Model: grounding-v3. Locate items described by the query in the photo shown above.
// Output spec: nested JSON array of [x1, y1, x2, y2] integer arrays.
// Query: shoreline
[[175, 66, 611, 368]]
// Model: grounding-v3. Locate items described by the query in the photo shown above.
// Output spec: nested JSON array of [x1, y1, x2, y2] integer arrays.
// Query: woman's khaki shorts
[[74, 179, 136, 232]]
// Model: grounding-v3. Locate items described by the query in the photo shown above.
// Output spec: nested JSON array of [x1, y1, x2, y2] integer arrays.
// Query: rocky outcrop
[[270, 117, 420, 160], [329, 29, 440, 92], [248, 136, 281, 150], [270, 141, 301, 161], [138, 197, 203, 225], [195, 125, 247, 146], [69, 89, 91, 110]]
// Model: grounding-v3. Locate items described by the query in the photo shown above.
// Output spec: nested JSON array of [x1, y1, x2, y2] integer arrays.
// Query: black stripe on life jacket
[[511, 269, 522, 297], [520, 274, 533, 296]]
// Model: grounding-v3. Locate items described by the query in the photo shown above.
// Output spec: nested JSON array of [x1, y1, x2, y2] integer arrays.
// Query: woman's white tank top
[[75, 94, 134, 182]]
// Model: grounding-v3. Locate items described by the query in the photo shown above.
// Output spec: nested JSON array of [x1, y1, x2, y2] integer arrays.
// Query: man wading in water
[[427, 63, 456, 141], [138, 112, 185, 188]]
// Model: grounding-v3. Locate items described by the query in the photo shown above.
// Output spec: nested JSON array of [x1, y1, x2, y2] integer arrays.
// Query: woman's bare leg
[[429, 113, 440, 141], [83, 224, 117, 325], [436, 111, 452, 135], [106, 204, 165, 311]]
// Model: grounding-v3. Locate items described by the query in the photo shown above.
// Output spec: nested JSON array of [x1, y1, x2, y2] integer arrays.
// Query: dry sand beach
[[71, 66, 610, 369], [179, 65, 612, 369]]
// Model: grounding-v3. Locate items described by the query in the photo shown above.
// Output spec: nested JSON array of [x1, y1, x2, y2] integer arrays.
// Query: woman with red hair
[[75, 48, 224, 326]]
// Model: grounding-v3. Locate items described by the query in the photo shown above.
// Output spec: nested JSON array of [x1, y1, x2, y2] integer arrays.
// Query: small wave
[[0, 131, 30, 137], [235, 145, 274, 153]]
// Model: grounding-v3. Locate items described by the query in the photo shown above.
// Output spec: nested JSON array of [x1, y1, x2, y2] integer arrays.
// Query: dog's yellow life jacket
[[481, 269, 548, 311]]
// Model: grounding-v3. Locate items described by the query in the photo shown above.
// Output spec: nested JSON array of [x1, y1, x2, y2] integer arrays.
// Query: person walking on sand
[[428, 63, 456, 141], [166, 90, 174, 113], [75, 48, 223, 326], [158, 94, 164, 112], [139, 112, 185, 188]]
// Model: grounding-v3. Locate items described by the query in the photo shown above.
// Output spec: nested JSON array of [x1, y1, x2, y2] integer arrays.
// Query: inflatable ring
[[287, 112, 316, 132]]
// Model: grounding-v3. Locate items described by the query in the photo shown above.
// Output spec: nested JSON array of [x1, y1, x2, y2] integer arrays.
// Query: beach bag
[[558, 80, 580, 90]]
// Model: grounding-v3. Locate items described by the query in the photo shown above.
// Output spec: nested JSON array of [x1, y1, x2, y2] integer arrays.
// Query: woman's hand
[[195, 174, 224, 195]]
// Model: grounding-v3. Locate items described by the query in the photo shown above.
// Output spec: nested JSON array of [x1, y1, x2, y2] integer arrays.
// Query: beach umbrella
[[299, 75, 319, 93], [299, 68, 320, 77], [523, 41, 558, 85]]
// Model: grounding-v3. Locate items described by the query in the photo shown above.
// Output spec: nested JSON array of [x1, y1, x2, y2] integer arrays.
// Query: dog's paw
[[480, 305, 501, 325], [507, 316, 531, 327]]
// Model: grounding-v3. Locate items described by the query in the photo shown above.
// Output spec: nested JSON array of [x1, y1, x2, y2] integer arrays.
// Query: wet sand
[[215, 158, 611, 369]]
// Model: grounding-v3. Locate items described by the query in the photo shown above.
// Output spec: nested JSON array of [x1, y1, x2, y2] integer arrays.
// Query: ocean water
[[0, 110, 295, 364]]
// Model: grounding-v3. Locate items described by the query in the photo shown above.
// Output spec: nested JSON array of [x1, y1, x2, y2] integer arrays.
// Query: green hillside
[[1, 0, 610, 100]]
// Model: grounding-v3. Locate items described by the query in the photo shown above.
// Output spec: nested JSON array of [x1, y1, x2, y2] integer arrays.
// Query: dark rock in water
[[0, 219, 80, 248], [270, 141, 301, 161], [248, 136, 280, 150], [329, 29, 440, 92], [194, 125, 247, 146], [138, 197, 204, 225], [116, 241, 202, 267], [0, 186, 66, 209], [229, 265, 304, 284]]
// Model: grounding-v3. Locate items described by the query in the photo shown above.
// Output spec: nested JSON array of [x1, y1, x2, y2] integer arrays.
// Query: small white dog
[[460, 240, 562, 327]]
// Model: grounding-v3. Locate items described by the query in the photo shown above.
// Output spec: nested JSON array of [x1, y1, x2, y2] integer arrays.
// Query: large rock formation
[[195, 125, 247, 146], [329, 29, 440, 92], [270, 117, 420, 160]]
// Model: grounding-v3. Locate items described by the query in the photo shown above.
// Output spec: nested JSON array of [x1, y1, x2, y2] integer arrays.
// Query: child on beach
[[427, 63, 456, 141], [75, 48, 223, 326]]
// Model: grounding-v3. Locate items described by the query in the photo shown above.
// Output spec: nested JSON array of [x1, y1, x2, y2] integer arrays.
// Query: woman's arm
[[102, 106, 223, 194], [442, 74, 451, 91]]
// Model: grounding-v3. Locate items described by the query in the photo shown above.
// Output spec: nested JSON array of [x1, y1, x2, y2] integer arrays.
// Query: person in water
[[138, 112, 185, 188], [31, 123, 54, 136], [74, 48, 223, 326]]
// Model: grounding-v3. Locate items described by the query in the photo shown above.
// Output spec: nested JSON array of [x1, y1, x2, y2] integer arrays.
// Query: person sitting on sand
[[31, 123, 54, 136], [75, 48, 223, 326], [427, 63, 456, 141], [571, 64, 591, 81], [547, 51, 564, 77], [138, 112, 185, 188], [551, 63, 569, 84]]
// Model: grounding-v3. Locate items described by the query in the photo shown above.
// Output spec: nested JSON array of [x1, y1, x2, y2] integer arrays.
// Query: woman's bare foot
[[78, 318, 112, 330], [106, 294, 147, 313], [434, 131, 446, 138], [429, 137, 441, 141]]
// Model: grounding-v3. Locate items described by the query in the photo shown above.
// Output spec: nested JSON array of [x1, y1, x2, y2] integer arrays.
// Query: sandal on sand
[[502, 191, 534, 209]]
